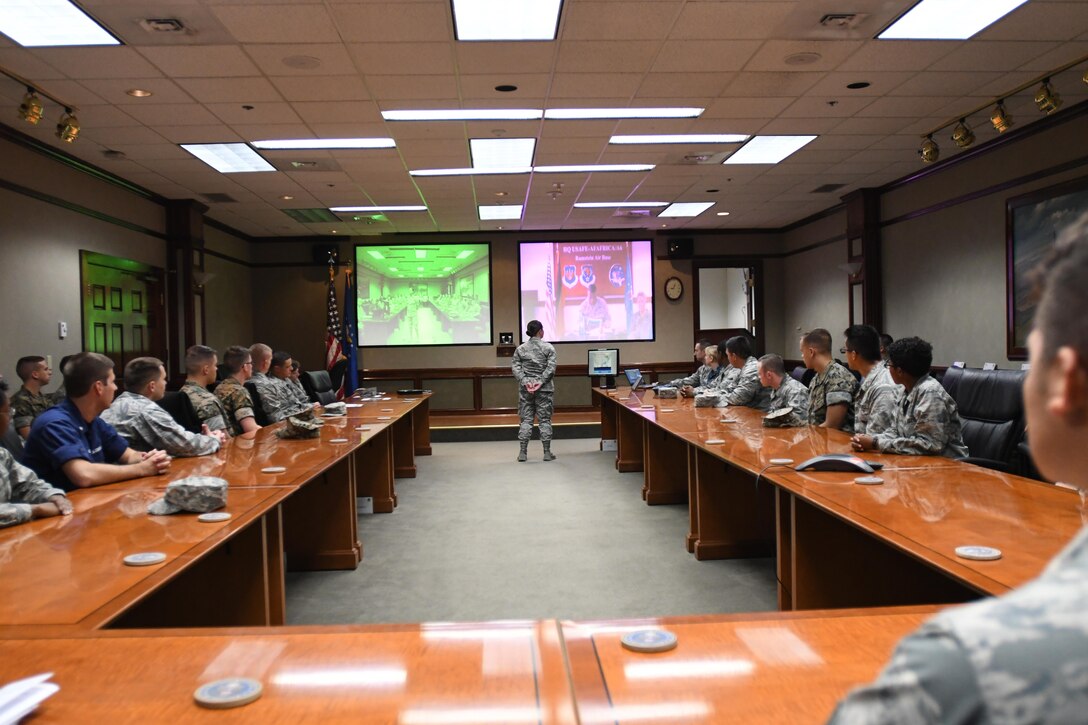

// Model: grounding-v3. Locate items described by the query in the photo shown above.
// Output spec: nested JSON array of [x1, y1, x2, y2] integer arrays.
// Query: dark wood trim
[[0, 121, 163, 203], [882, 154, 1088, 229], [203, 217, 256, 244], [843, 189, 883, 330], [0, 176, 166, 240], [779, 203, 847, 233], [691, 259, 765, 356], [881, 98, 1088, 194], [203, 247, 253, 268]]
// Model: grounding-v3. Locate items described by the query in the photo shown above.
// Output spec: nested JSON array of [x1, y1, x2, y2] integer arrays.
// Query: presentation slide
[[355, 243, 492, 347], [519, 241, 654, 343]]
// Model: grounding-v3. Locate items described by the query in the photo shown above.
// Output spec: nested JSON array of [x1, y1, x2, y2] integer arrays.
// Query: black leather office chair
[[949, 368, 1026, 472], [301, 370, 338, 405], [244, 381, 271, 426], [939, 365, 964, 399], [790, 366, 807, 383], [157, 391, 202, 434]]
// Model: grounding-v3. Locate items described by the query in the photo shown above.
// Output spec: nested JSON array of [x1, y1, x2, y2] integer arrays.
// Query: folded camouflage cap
[[148, 476, 228, 515], [323, 401, 347, 415], [656, 386, 679, 399], [763, 406, 803, 428], [694, 392, 720, 408], [276, 415, 323, 439]]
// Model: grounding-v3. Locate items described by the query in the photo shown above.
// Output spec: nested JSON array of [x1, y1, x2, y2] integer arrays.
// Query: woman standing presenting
[[511, 320, 558, 462]]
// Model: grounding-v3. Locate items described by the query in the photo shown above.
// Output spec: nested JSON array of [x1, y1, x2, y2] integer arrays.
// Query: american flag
[[543, 255, 555, 334], [325, 262, 345, 395]]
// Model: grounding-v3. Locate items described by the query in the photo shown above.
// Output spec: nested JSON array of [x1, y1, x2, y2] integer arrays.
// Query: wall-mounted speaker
[[312, 244, 339, 265], [666, 238, 693, 259]]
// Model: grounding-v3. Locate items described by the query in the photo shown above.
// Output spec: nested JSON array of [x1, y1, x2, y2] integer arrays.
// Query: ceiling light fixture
[[180, 143, 276, 173], [533, 164, 655, 173], [951, 119, 974, 148], [990, 102, 1013, 133], [382, 109, 543, 121], [330, 206, 428, 213], [469, 138, 536, 169], [452, 0, 562, 41], [1034, 79, 1062, 115], [18, 88, 43, 124], [919, 136, 939, 164], [479, 204, 523, 220], [609, 134, 748, 145], [723, 136, 817, 165], [55, 109, 79, 143], [252, 138, 396, 150], [0, 0, 121, 46], [545, 107, 703, 120], [125, 88, 153, 98], [659, 202, 714, 218], [410, 167, 532, 177], [878, 0, 1030, 40], [716, 212, 730, 216], [573, 202, 669, 208]]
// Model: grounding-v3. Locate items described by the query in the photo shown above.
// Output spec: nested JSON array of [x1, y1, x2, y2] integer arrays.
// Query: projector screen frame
[[353, 241, 495, 348], [516, 239, 657, 345]]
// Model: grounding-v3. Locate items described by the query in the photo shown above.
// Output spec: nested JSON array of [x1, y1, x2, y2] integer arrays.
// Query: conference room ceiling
[[0, 0, 1086, 238]]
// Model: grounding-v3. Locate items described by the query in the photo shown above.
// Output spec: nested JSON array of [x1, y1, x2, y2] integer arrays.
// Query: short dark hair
[[526, 320, 543, 337], [801, 328, 832, 354], [124, 357, 164, 391], [185, 345, 217, 375], [724, 335, 752, 359], [271, 351, 293, 370], [758, 353, 786, 376], [290, 360, 300, 372], [15, 356, 45, 381], [1031, 218, 1088, 363], [588, 283, 597, 295], [0, 379, 9, 408], [696, 338, 711, 350], [222, 345, 251, 374], [58, 355, 75, 379], [887, 337, 933, 378], [844, 325, 882, 362], [879, 334, 893, 350], [64, 352, 114, 398]]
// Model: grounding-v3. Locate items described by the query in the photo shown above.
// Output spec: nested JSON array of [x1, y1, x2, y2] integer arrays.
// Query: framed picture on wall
[[1006, 175, 1088, 359]]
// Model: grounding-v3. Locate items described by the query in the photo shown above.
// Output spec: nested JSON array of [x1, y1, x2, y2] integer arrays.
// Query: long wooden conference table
[[595, 386, 1082, 610], [0, 385, 1079, 722]]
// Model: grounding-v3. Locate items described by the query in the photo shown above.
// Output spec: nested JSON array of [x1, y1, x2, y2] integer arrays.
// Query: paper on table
[[0, 672, 60, 725], [345, 403, 363, 408]]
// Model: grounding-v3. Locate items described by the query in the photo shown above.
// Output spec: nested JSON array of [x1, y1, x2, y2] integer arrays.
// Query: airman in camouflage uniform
[[104, 390, 221, 456], [869, 374, 968, 458], [853, 359, 899, 436], [215, 377, 258, 436], [757, 354, 809, 427], [718, 355, 772, 411], [807, 360, 857, 429], [182, 380, 231, 434], [11, 356, 55, 438], [831, 207, 1088, 725], [0, 447, 70, 528], [512, 320, 557, 462]]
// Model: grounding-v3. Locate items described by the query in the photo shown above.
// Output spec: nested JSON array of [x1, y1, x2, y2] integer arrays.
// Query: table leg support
[[357, 427, 396, 513], [283, 457, 362, 571], [692, 449, 775, 561]]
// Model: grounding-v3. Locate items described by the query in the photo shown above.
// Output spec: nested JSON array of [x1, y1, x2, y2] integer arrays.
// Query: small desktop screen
[[588, 348, 619, 376], [624, 369, 642, 387]]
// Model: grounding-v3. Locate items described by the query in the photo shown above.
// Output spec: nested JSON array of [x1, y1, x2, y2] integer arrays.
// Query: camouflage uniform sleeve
[[825, 367, 856, 407], [874, 387, 957, 456], [143, 403, 220, 457], [863, 383, 899, 437], [0, 449, 65, 529], [540, 344, 557, 385], [722, 361, 762, 406], [784, 380, 811, 413], [511, 348, 526, 384], [670, 370, 700, 387], [827, 625, 983, 725], [10, 391, 34, 431]]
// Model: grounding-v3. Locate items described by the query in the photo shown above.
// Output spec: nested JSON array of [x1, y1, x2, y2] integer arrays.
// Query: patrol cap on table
[[276, 415, 323, 439], [147, 476, 228, 515]]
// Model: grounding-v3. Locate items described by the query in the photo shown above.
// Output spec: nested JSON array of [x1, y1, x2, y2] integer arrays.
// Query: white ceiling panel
[[155, 124, 243, 143], [928, 41, 1058, 72], [652, 40, 762, 73], [562, 2, 682, 40], [177, 77, 283, 103], [977, 1, 1088, 41], [837, 40, 961, 72], [703, 97, 795, 119], [455, 41, 556, 74], [211, 4, 341, 43], [124, 103, 222, 126], [271, 75, 371, 102], [549, 73, 644, 98], [350, 42, 455, 75], [556, 41, 663, 73], [670, 2, 798, 40], [80, 78, 193, 105], [331, 2, 451, 42], [366, 74, 459, 101], [292, 101, 384, 124], [32, 47, 163, 79], [459, 74, 552, 100], [243, 44, 359, 76], [208, 101, 303, 124], [138, 45, 262, 77]]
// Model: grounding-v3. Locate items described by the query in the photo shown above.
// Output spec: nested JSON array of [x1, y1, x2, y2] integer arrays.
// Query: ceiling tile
[[854, 96, 947, 118], [459, 74, 552, 100], [366, 74, 459, 100], [837, 40, 961, 72], [780, 95, 874, 118], [80, 78, 193, 105], [636, 72, 735, 99], [176, 77, 283, 104], [549, 73, 644, 98], [211, 4, 341, 43], [208, 101, 304, 125], [292, 100, 384, 124], [652, 40, 762, 72], [124, 103, 223, 126], [455, 41, 556, 74], [743, 40, 864, 72], [244, 43, 359, 76], [977, 2, 1088, 41], [332, 1, 451, 42], [670, 2, 798, 40], [138, 45, 261, 77], [563, 2, 683, 40], [557, 41, 662, 73], [703, 96, 795, 119], [350, 42, 455, 74], [31, 47, 163, 79], [0, 48, 65, 79], [928, 41, 1058, 72], [271, 75, 371, 102], [155, 124, 243, 144]]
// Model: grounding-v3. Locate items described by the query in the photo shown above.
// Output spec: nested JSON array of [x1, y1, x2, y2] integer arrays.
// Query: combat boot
[[518, 441, 528, 462], [542, 441, 556, 461]]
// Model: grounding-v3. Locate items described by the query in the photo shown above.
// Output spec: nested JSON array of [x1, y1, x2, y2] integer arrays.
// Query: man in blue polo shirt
[[22, 352, 171, 491]]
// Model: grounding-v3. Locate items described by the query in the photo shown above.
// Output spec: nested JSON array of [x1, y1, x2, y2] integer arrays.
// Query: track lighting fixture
[[919, 136, 939, 164], [18, 88, 43, 124], [55, 109, 80, 143], [1034, 80, 1062, 115], [951, 119, 975, 149], [990, 102, 1013, 133]]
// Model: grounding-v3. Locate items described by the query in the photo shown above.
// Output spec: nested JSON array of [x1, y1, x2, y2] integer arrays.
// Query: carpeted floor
[[285, 438, 777, 625]]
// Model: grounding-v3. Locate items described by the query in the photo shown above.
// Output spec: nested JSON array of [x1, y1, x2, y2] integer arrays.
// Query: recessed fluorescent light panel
[[0, 0, 120, 46], [382, 109, 543, 121], [878, 0, 1029, 40], [610, 134, 749, 144], [659, 202, 714, 217], [479, 204, 523, 220], [470, 138, 536, 169], [545, 107, 704, 120], [330, 206, 428, 213], [534, 164, 654, 173], [410, 167, 533, 177], [573, 202, 669, 208], [723, 135, 816, 165], [180, 143, 275, 173], [252, 138, 395, 150], [453, 0, 562, 41]]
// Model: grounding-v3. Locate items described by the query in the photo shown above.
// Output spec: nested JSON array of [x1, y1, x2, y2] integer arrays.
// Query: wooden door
[[79, 251, 167, 377], [692, 260, 765, 355]]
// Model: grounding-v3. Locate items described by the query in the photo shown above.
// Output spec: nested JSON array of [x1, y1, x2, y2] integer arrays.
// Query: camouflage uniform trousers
[[518, 388, 554, 443]]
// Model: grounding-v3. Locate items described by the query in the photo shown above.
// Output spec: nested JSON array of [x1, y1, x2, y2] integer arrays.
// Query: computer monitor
[[588, 348, 619, 388], [624, 369, 642, 388]]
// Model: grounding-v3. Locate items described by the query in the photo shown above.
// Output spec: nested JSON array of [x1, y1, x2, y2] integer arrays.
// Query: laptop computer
[[624, 369, 642, 389]]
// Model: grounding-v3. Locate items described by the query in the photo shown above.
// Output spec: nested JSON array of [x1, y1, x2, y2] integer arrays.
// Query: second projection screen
[[519, 241, 654, 343]]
